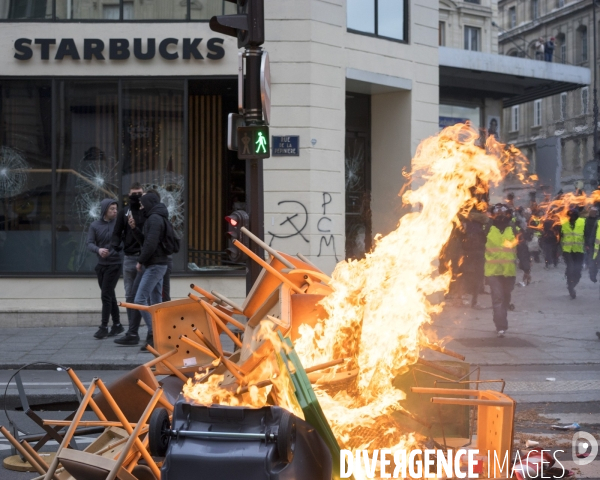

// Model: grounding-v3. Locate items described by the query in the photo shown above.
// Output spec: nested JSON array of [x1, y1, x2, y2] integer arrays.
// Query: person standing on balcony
[[545, 37, 555, 62], [535, 37, 545, 60]]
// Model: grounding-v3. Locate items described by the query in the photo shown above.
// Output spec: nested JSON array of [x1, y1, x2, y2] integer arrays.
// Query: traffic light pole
[[210, 0, 267, 293], [244, 46, 265, 292], [245, 158, 264, 292]]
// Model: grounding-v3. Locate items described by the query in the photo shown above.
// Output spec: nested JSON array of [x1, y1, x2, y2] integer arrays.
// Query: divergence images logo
[[572, 432, 598, 466]]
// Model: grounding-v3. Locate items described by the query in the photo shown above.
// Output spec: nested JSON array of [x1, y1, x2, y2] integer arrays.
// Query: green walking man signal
[[237, 125, 270, 159]]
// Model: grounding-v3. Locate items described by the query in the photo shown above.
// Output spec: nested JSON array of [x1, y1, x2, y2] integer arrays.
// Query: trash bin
[[159, 402, 332, 480]]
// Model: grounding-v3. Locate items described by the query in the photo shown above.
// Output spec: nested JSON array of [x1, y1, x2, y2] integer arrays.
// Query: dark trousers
[[462, 254, 484, 306], [95, 263, 121, 326], [487, 275, 515, 332], [543, 242, 559, 267], [123, 255, 143, 330], [162, 256, 173, 302], [564, 252, 584, 291], [589, 254, 598, 282]]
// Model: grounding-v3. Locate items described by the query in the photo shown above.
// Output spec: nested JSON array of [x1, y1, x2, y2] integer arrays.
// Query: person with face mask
[[484, 204, 530, 337], [561, 207, 586, 299], [87, 198, 123, 339], [111, 182, 146, 345], [120, 192, 170, 350]]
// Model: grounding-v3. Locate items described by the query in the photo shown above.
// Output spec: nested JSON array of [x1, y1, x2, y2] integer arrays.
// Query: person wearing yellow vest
[[561, 209, 586, 299], [593, 221, 600, 340], [485, 204, 530, 338]]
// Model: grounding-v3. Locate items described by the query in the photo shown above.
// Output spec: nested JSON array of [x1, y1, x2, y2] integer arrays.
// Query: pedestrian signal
[[237, 125, 270, 159], [225, 210, 250, 263], [209, 0, 265, 49]]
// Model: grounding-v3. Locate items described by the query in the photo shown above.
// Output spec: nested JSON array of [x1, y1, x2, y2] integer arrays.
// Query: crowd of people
[[86, 182, 177, 350], [534, 36, 555, 62], [442, 191, 600, 340], [88, 183, 600, 345]]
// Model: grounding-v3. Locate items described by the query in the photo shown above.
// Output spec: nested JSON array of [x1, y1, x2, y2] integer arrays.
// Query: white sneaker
[[497, 330, 505, 338]]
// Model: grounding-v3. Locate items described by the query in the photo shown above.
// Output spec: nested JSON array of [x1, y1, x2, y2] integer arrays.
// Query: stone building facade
[[498, 0, 597, 195], [0, 0, 440, 325], [439, 0, 498, 54]]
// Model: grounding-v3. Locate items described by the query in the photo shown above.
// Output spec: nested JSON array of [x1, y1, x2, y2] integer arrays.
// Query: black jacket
[[584, 217, 598, 249], [136, 194, 169, 266], [110, 204, 146, 256]]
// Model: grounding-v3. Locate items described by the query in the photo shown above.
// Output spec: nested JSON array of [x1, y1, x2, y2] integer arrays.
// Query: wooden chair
[[42, 379, 163, 480]]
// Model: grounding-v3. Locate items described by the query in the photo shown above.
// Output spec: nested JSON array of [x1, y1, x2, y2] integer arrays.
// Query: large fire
[[182, 124, 533, 465]]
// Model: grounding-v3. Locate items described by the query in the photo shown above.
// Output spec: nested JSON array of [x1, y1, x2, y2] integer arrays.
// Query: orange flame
[[294, 124, 533, 450], [183, 124, 535, 460]]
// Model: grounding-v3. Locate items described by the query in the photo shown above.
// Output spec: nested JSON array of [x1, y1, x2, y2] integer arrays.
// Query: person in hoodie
[[110, 182, 145, 344], [86, 198, 124, 339], [124, 192, 169, 350]]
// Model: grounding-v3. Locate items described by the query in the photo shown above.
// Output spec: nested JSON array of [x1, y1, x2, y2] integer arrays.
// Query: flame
[[182, 124, 535, 465], [294, 124, 532, 450]]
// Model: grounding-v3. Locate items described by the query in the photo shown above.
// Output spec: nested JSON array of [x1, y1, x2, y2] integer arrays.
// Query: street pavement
[[0, 260, 599, 478], [0, 260, 597, 405]]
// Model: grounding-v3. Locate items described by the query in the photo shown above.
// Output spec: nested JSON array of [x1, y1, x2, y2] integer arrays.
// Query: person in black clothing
[[585, 207, 599, 281], [110, 183, 145, 340], [143, 188, 173, 302], [542, 213, 560, 268], [545, 37, 555, 62], [87, 199, 124, 339], [116, 193, 169, 349], [460, 209, 489, 309]]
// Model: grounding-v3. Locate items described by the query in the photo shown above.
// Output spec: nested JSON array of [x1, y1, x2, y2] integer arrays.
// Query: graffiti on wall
[[267, 192, 338, 261]]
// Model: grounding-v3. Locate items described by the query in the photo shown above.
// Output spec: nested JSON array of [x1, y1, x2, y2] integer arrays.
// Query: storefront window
[[121, 80, 186, 270], [0, 78, 240, 276], [0, 0, 52, 19], [53, 0, 231, 20], [439, 104, 481, 130], [128, 0, 186, 20], [55, 81, 119, 272], [191, 0, 235, 20], [0, 80, 53, 272]]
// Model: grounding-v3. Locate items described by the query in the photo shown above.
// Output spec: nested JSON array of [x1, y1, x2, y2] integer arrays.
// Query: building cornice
[[498, 0, 589, 42]]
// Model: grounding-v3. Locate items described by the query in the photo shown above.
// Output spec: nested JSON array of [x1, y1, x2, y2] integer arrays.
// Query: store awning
[[439, 47, 591, 107]]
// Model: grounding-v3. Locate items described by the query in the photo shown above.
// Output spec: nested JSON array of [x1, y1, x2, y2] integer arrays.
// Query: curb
[[0, 363, 142, 371]]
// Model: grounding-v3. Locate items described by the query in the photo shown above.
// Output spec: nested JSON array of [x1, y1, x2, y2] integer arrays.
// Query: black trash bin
[[158, 402, 332, 480]]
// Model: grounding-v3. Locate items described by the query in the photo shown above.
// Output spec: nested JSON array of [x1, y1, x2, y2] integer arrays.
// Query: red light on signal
[[225, 216, 238, 226]]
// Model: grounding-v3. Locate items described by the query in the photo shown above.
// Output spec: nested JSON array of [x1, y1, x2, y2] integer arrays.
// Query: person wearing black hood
[[560, 208, 586, 299], [110, 183, 145, 342], [484, 204, 530, 337], [87, 198, 124, 339], [116, 192, 168, 349]]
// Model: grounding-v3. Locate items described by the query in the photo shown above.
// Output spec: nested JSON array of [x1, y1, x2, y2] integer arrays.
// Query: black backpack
[[161, 217, 180, 255]]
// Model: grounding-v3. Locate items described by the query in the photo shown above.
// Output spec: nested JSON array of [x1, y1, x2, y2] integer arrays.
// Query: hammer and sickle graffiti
[[268, 200, 309, 246]]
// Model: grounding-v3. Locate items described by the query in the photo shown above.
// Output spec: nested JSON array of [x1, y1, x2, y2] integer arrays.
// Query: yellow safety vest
[[561, 218, 585, 253], [594, 222, 600, 259], [484, 225, 517, 277]]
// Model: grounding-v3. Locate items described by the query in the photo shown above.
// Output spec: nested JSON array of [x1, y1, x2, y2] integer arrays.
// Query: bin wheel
[[149, 407, 171, 457], [276, 410, 296, 464]]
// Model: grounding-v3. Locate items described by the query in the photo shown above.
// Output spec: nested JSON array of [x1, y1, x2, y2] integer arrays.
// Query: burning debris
[[0, 124, 531, 479]]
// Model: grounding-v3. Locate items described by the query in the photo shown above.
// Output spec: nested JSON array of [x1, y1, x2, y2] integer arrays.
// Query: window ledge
[[346, 29, 408, 45]]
